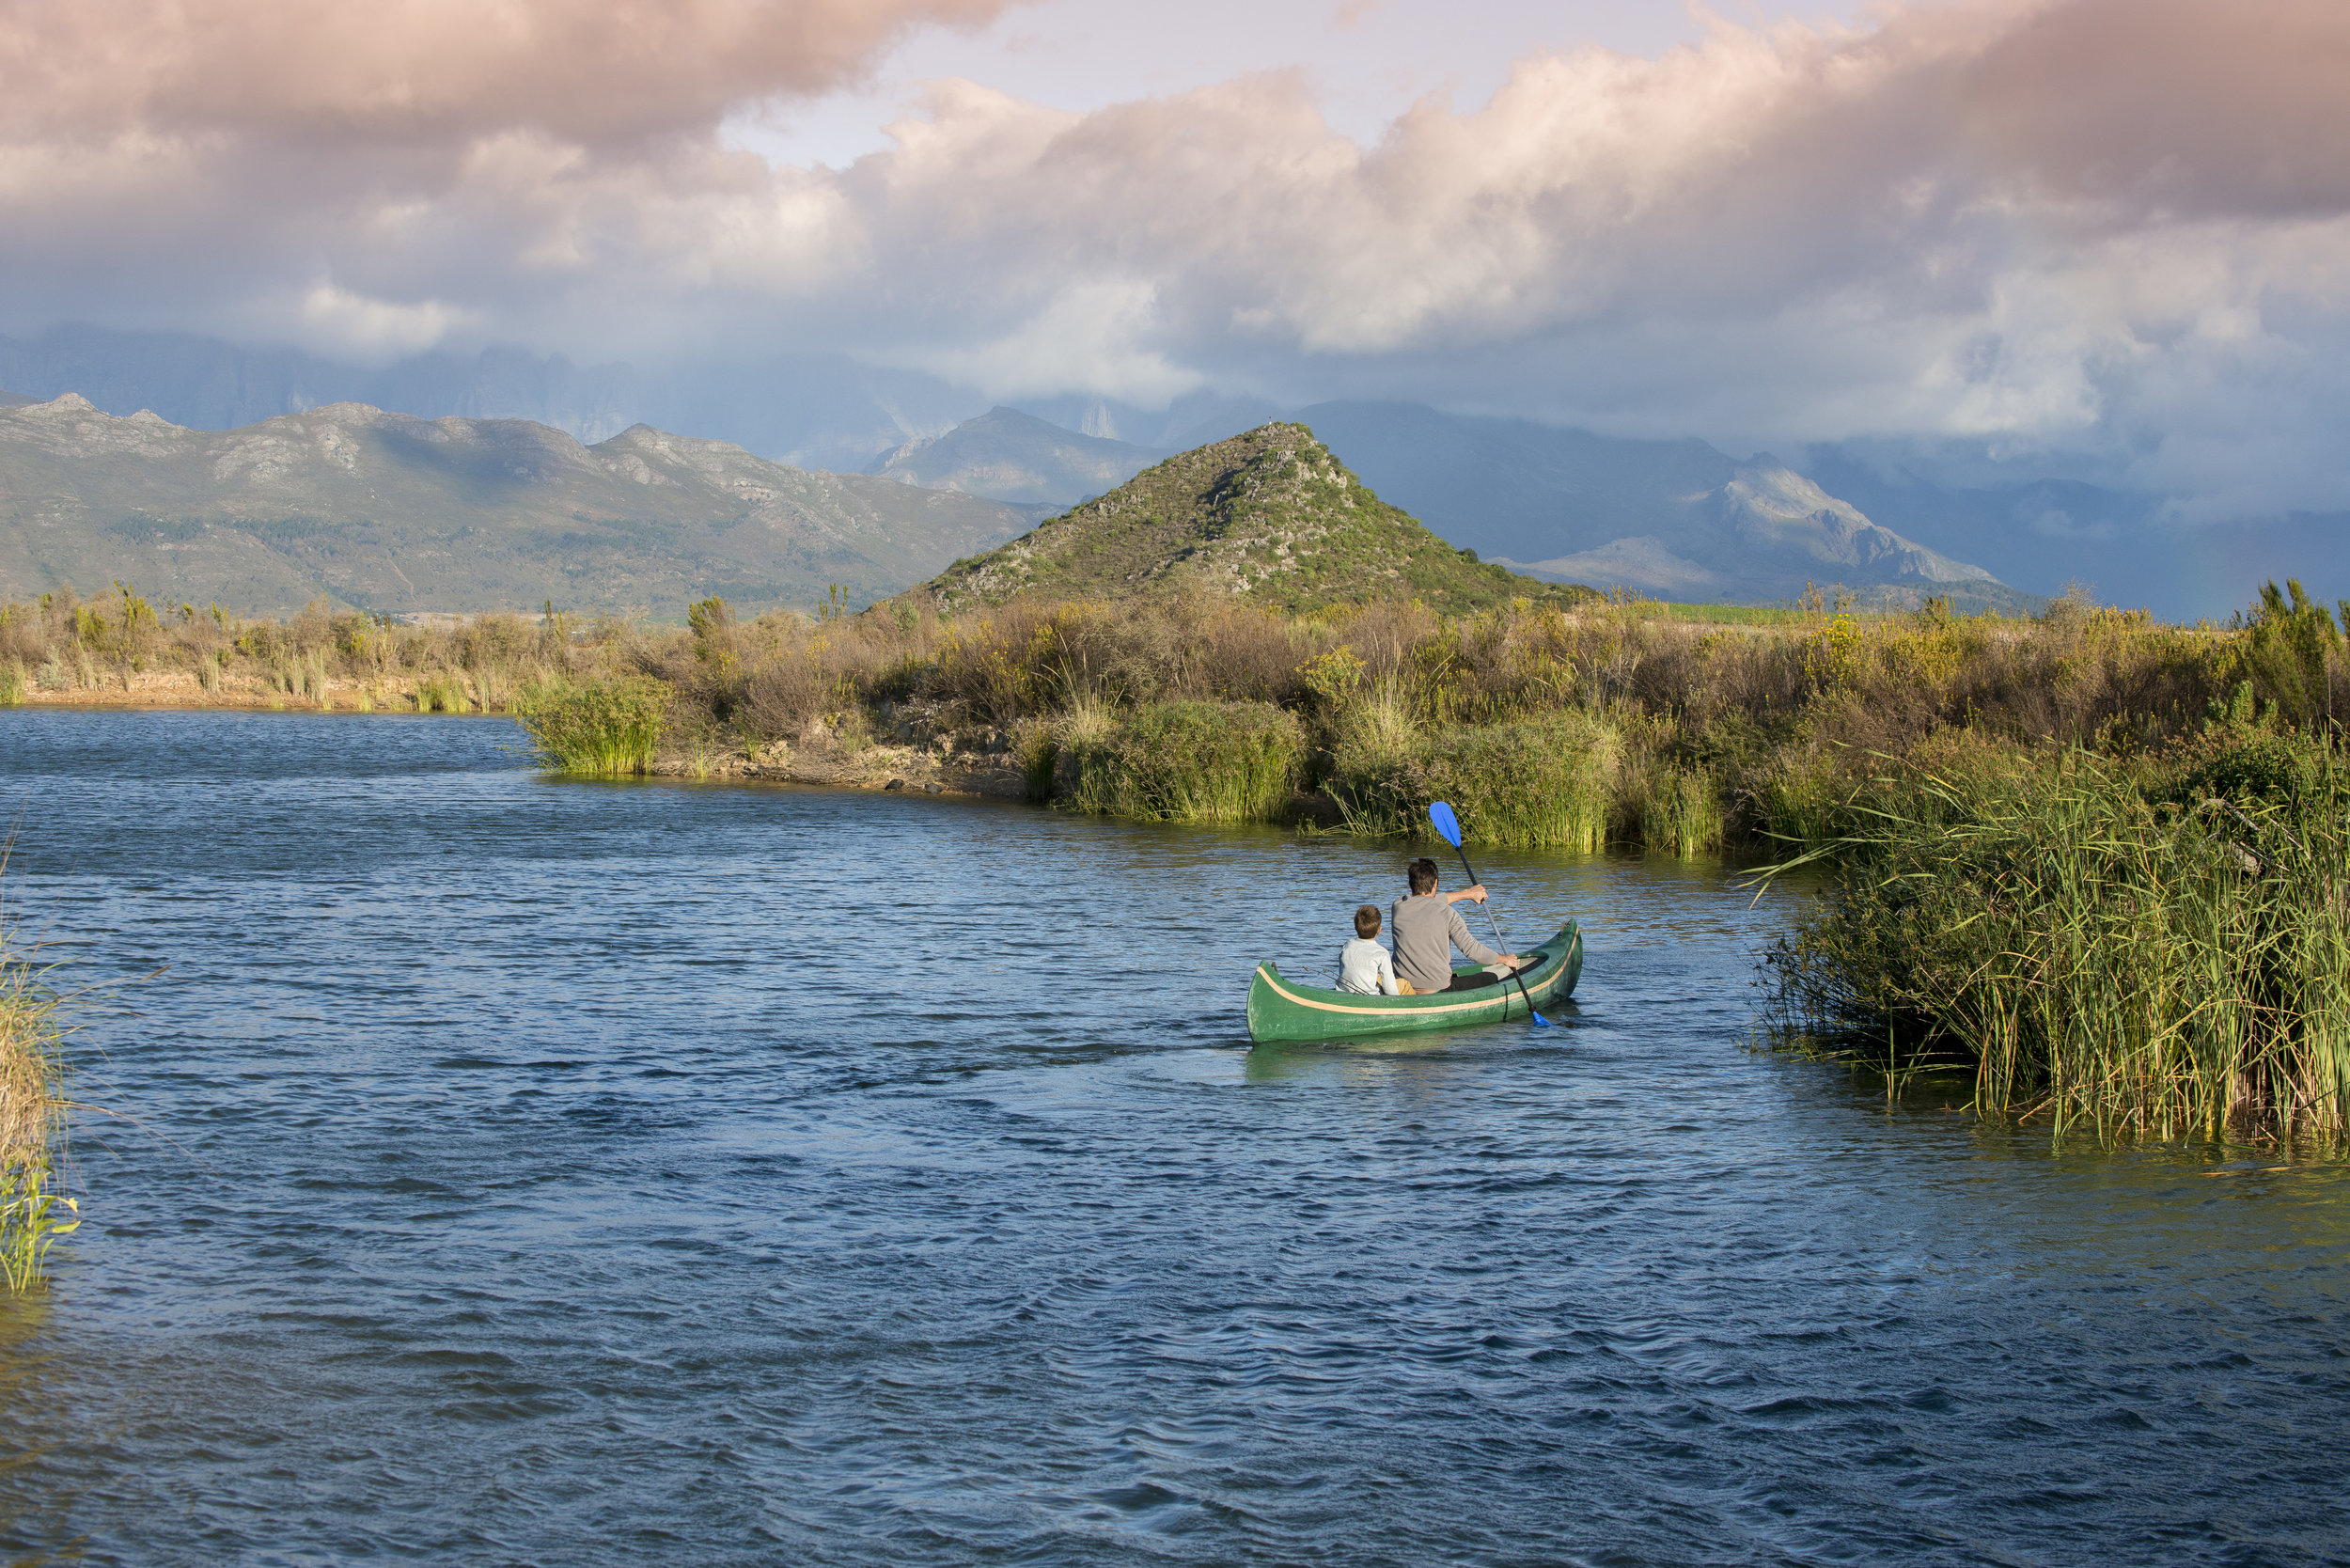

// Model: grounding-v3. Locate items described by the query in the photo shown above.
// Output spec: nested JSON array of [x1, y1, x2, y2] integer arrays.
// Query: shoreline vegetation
[[7, 577, 2349, 1145]]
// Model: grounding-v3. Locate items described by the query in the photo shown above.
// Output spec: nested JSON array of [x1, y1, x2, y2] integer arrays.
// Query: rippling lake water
[[0, 709, 2345, 1565]]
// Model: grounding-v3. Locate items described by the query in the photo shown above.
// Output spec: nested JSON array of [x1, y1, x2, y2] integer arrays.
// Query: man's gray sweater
[[1389, 893, 1502, 994]]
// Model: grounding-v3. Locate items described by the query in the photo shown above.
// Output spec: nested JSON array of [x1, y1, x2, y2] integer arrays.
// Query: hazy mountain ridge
[[0, 394, 1026, 616], [830, 398, 2029, 611], [869, 408, 1166, 507], [918, 422, 1588, 617]]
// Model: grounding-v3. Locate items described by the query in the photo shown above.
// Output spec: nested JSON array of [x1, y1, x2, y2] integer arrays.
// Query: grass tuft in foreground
[[514, 677, 671, 776], [2, 929, 74, 1294]]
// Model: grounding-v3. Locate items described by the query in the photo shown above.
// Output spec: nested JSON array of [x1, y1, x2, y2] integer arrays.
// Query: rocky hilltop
[[916, 422, 1589, 616], [0, 394, 1026, 616]]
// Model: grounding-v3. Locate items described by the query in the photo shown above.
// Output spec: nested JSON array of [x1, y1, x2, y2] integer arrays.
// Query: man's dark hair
[[1408, 857, 1440, 895], [1354, 903, 1382, 938]]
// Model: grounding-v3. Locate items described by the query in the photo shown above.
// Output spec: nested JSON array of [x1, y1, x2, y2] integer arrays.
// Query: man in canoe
[[1391, 857, 1525, 995]]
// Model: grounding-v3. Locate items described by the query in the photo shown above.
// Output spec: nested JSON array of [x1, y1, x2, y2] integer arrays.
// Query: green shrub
[[514, 677, 671, 776], [2164, 729, 2326, 809], [1331, 711, 1619, 848], [0, 661, 24, 708], [1065, 700, 1303, 823]]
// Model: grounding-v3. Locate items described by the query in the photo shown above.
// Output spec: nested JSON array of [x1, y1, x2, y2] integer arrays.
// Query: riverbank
[[0, 580, 2326, 850]]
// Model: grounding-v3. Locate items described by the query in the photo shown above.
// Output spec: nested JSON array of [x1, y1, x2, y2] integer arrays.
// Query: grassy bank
[[1, 925, 73, 1293], [0, 578, 2281, 846]]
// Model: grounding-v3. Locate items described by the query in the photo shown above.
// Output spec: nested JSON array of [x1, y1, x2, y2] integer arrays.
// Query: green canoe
[[1246, 921, 1583, 1044]]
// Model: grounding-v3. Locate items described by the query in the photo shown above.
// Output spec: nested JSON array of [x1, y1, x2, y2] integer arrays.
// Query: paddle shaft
[[1446, 843, 1546, 1023]]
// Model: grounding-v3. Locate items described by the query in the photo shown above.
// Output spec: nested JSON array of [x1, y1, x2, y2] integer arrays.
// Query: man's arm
[[1444, 904, 1505, 967]]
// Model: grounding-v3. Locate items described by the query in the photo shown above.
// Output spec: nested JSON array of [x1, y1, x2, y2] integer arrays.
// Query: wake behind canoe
[[1246, 921, 1583, 1044]]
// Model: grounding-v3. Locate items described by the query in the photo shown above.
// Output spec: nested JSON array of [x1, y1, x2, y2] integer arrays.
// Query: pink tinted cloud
[[1956, 0, 2350, 218], [0, 0, 1017, 146]]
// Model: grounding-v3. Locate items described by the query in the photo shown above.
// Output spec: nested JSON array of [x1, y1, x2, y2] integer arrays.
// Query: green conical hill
[[916, 422, 1590, 616]]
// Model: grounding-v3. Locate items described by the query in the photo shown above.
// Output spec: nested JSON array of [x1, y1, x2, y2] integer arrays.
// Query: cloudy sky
[[3, 0, 2346, 518]]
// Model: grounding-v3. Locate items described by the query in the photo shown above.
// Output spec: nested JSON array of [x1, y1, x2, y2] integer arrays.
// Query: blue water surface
[[0, 709, 2344, 1565]]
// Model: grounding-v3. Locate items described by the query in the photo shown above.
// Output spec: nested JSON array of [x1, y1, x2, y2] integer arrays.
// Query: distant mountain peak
[[1721, 460, 1997, 586]]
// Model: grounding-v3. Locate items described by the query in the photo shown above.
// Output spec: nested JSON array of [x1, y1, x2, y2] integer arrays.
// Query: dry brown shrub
[[0, 604, 45, 666], [742, 654, 827, 738], [1167, 603, 1311, 704]]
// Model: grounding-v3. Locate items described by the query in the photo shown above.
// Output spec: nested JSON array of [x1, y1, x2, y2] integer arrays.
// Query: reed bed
[[0, 577, 2317, 854], [1764, 733, 2350, 1142], [1, 927, 73, 1294]]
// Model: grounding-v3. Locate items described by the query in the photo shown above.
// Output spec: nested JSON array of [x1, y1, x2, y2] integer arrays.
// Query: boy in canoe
[[1391, 857, 1523, 995], [1335, 903, 1402, 996]]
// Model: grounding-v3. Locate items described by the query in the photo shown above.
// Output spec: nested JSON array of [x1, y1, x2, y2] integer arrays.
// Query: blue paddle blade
[[1427, 800, 1463, 847]]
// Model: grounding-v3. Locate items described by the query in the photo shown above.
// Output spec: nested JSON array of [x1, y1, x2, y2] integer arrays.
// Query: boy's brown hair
[[1354, 903, 1382, 939]]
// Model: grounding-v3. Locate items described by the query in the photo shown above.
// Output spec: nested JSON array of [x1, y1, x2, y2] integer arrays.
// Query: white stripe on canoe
[[1254, 953, 1567, 1018]]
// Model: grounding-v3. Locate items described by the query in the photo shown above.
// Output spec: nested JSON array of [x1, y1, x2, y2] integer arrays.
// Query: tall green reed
[[1627, 760, 1725, 856]]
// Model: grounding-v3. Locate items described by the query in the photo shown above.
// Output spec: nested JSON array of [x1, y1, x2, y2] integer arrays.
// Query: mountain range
[[0, 395, 1025, 617], [11, 323, 2342, 619]]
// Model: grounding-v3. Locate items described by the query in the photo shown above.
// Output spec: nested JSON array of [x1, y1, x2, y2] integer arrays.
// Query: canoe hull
[[1246, 921, 1583, 1044]]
